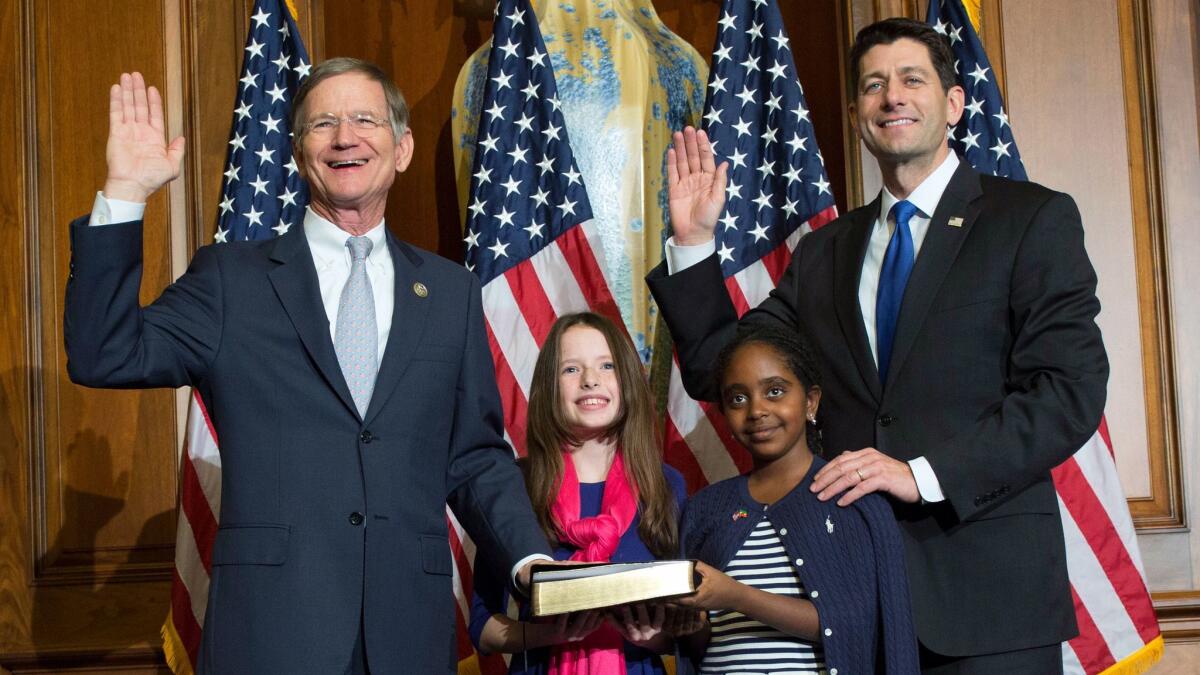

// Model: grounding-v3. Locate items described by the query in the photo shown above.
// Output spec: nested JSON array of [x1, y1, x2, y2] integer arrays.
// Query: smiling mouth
[[328, 159, 369, 169], [576, 397, 610, 410], [746, 426, 779, 441], [880, 118, 916, 128]]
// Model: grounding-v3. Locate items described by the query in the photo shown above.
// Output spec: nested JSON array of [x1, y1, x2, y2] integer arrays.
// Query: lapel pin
[[732, 509, 749, 522], [412, 282, 428, 298], [948, 216, 964, 228]]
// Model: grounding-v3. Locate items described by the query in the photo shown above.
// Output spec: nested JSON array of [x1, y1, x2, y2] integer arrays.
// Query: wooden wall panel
[[1, 0, 311, 670], [320, 0, 849, 260], [32, 0, 180, 578]]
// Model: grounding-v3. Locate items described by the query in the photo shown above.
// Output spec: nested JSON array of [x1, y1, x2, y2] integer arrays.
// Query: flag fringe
[[457, 653, 482, 675], [161, 609, 195, 675], [1098, 636, 1164, 675]]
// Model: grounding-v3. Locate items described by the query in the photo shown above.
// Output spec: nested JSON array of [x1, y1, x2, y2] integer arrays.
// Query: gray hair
[[290, 57, 409, 141]]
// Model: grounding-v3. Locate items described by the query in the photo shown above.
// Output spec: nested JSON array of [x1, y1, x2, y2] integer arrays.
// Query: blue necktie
[[335, 236, 378, 417], [875, 200, 918, 384]]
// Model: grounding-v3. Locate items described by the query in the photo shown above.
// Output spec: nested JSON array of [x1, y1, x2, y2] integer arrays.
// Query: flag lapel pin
[[948, 216, 964, 228]]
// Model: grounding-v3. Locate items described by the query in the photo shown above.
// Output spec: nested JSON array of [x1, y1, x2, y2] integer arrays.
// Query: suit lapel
[[884, 163, 983, 389], [267, 226, 360, 418], [832, 199, 883, 403], [363, 232, 432, 425]]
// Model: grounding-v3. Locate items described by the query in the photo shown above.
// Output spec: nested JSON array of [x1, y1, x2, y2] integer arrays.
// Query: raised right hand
[[666, 126, 727, 246], [103, 71, 186, 203]]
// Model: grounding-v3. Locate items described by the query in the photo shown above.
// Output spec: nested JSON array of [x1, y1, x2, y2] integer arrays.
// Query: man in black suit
[[647, 18, 1107, 673], [65, 60, 552, 673]]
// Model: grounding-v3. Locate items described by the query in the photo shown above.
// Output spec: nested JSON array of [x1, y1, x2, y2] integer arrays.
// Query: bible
[[530, 560, 698, 616]]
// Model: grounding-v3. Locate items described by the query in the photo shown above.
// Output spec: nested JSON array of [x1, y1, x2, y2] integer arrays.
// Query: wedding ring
[[856, 468, 865, 481]]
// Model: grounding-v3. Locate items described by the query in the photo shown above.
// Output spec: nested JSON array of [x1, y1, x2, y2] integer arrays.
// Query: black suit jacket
[[64, 216, 551, 674], [648, 163, 1108, 656]]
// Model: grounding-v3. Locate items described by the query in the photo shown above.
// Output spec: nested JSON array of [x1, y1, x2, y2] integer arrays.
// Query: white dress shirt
[[664, 152, 962, 503]]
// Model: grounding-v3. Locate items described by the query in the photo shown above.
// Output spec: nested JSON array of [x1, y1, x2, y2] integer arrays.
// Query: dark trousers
[[920, 642, 1063, 675]]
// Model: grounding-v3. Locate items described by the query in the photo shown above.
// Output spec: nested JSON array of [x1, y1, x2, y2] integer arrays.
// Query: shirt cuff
[[510, 553, 554, 590], [89, 191, 146, 226], [664, 236, 716, 275], [908, 456, 946, 503]]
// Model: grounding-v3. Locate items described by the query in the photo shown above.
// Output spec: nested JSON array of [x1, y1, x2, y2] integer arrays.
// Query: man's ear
[[394, 129, 414, 173], [848, 103, 859, 137], [945, 84, 966, 127], [292, 142, 308, 178]]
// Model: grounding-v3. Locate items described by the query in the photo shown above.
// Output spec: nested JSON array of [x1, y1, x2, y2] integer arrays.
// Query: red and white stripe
[[1055, 420, 1161, 674], [164, 391, 223, 674]]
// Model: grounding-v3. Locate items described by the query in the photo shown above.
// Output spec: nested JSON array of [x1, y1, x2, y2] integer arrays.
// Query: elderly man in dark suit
[[65, 59, 551, 674], [647, 18, 1107, 674]]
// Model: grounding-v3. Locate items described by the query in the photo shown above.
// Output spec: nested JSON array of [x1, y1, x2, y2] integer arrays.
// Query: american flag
[[161, 1, 310, 672], [928, 1, 1163, 672], [662, 0, 838, 493], [462, 0, 625, 454], [456, 0, 626, 670], [930, 1, 1026, 180]]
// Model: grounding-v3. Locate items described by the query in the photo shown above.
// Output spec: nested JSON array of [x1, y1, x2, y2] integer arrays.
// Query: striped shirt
[[700, 518, 826, 675]]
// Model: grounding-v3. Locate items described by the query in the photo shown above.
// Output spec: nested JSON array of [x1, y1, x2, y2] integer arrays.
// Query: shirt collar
[[879, 151, 960, 223], [303, 207, 388, 269]]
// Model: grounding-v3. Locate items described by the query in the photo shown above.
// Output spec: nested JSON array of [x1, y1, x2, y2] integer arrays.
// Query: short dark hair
[[290, 57, 409, 143], [849, 17, 957, 93], [716, 323, 824, 453]]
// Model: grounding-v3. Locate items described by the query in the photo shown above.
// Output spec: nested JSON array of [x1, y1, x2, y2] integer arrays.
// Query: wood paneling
[[0, 0, 310, 670], [1116, 0, 1184, 530]]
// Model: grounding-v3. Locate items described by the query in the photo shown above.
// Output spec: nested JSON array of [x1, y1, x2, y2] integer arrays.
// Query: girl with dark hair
[[469, 312, 692, 674], [673, 324, 919, 675]]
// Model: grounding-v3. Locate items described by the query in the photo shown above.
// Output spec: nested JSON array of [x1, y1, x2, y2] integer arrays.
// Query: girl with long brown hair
[[468, 312, 688, 675]]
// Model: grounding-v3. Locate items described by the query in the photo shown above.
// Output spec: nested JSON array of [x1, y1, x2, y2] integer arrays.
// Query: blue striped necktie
[[875, 199, 917, 384]]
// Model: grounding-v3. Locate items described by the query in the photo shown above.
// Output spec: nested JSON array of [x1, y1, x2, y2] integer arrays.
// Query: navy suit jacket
[[647, 163, 1108, 657], [65, 216, 551, 674]]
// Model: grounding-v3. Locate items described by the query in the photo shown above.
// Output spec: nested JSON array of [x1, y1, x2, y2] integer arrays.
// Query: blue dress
[[469, 464, 688, 675]]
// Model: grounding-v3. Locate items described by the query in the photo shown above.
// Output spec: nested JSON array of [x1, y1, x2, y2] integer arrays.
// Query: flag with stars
[[161, 1, 310, 673], [928, 2, 1162, 673], [462, 0, 624, 454], [929, 0, 1025, 180], [662, 0, 838, 492], [213, 0, 311, 243], [454, 0, 625, 671]]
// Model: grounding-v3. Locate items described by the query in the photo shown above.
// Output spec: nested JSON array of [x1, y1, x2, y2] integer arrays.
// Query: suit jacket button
[[878, 414, 894, 427], [349, 512, 364, 526], [360, 430, 373, 444], [974, 496, 983, 506]]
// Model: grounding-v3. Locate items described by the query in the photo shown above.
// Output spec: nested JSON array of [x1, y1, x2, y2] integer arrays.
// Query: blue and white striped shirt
[[700, 518, 826, 675]]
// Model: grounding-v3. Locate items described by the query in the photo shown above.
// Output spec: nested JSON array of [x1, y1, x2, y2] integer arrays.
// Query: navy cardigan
[[679, 455, 919, 674]]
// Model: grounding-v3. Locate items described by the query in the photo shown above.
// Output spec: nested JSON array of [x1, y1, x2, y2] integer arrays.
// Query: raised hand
[[103, 72, 186, 202], [666, 126, 727, 246]]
